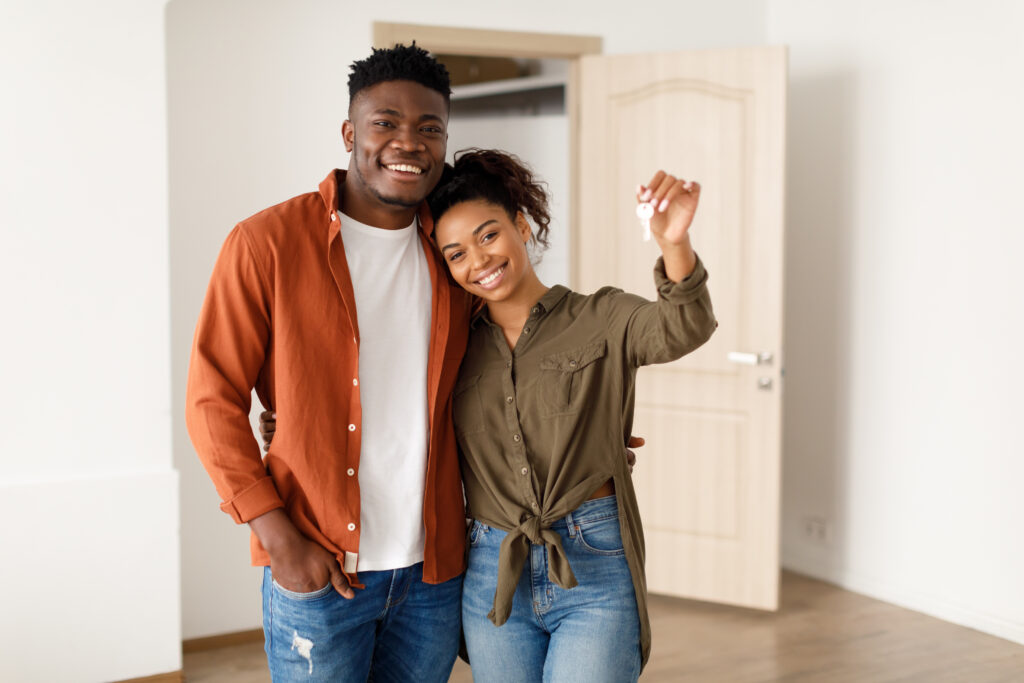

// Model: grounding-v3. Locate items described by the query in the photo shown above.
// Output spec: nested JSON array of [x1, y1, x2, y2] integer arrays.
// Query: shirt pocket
[[453, 374, 486, 435], [538, 339, 607, 417]]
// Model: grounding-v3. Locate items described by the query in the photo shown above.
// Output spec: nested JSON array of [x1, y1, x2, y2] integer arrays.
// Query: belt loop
[[565, 510, 576, 537]]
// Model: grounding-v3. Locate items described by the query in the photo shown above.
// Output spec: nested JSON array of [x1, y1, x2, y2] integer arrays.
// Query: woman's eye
[[481, 231, 498, 243], [448, 251, 464, 262]]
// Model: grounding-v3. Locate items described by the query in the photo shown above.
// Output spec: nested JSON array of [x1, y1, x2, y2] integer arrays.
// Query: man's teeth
[[478, 266, 504, 285], [385, 164, 423, 174]]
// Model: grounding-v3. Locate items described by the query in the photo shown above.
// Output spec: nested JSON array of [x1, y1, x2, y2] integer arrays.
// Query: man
[[186, 44, 470, 682]]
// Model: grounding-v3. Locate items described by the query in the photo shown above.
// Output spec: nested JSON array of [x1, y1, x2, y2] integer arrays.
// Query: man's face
[[342, 80, 448, 211]]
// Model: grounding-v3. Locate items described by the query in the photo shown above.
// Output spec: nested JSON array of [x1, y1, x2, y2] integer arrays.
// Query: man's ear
[[341, 120, 355, 153], [515, 212, 533, 243]]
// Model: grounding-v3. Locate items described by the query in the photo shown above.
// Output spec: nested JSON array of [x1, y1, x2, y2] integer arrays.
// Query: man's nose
[[391, 127, 425, 151]]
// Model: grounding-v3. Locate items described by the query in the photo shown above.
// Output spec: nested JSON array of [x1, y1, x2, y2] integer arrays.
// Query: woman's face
[[436, 199, 533, 304]]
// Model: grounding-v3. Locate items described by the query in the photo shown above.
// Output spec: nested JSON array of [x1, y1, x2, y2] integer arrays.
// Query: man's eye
[[422, 126, 444, 135], [374, 121, 394, 127]]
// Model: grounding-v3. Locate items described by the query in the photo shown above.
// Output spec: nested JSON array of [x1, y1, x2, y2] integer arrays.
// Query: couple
[[186, 44, 715, 683]]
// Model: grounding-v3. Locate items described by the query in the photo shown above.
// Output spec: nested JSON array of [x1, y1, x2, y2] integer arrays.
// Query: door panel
[[577, 47, 787, 610]]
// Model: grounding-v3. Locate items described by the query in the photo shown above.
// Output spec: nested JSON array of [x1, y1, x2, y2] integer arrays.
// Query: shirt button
[[347, 468, 355, 476], [531, 502, 540, 512], [569, 360, 578, 368], [520, 467, 529, 476], [331, 213, 338, 221], [513, 434, 521, 442], [506, 360, 512, 368], [523, 327, 531, 334], [506, 396, 514, 404], [353, 378, 359, 386], [347, 522, 356, 531], [348, 424, 356, 432], [531, 306, 540, 315]]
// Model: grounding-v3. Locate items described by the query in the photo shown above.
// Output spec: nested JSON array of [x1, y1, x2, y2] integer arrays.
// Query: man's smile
[[382, 162, 425, 176]]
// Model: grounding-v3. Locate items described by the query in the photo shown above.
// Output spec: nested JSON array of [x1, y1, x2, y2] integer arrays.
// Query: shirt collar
[[470, 285, 571, 329]]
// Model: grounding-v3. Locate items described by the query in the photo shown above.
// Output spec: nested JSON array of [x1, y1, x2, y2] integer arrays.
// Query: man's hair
[[347, 43, 451, 106]]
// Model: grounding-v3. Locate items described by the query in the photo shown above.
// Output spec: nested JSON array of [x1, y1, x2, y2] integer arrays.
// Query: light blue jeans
[[261, 562, 462, 682], [462, 495, 642, 682]]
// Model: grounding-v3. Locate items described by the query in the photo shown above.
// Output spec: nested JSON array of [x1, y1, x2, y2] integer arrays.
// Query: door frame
[[373, 22, 603, 287]]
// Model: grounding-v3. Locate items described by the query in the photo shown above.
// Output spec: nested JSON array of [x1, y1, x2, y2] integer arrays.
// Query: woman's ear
[[515, 212, 533, 243]]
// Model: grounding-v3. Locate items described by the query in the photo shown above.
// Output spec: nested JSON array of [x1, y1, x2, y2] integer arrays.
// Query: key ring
[[636, 201, 656, 241]]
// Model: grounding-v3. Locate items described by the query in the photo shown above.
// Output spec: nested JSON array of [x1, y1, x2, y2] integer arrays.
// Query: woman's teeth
[[478, 266, 505, 286]]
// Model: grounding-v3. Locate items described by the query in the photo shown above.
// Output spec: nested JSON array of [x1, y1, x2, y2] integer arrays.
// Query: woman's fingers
[[640, 172, 700, 217], [641, 171, 667, 201], [650, 173, 677, 208], [659, 180, 689, 211]]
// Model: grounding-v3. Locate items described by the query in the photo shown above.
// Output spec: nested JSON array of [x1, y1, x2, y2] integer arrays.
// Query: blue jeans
[[462, 495, 642, 682], [261, 562, 462, 682]]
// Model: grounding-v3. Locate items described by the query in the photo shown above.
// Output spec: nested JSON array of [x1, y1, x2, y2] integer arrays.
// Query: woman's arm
[[614, 171, 716, 367]]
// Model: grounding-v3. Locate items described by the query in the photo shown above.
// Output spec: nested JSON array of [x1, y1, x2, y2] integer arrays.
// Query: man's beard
[[353, 152, 424, 209]]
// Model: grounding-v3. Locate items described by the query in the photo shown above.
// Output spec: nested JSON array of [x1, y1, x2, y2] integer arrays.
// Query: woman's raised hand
[[637, 171, 701, 246]]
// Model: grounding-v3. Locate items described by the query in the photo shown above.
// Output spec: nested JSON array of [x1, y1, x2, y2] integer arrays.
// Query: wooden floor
[[182, 572, 1024, 682]]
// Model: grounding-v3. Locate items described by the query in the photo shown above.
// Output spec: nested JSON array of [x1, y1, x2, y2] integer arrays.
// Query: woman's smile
[[474, 262, 508, 289]]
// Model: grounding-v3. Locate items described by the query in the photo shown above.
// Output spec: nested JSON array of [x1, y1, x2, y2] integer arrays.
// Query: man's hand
[[626, 435, 644, 473], [249, 509, 353, 599], [259, 410, 276, 452]]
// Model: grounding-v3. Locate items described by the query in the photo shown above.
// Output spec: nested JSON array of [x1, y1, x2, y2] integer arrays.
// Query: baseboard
[[782, 544, 1024, 646], [115, 672, 183, 683], [183, 628, 264, 653]]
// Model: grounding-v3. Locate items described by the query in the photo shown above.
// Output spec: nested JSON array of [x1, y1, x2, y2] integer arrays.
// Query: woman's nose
[[469, 248, 489, 269]]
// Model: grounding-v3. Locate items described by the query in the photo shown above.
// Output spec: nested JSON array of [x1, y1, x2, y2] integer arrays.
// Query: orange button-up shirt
[[185, 170, 471, 585]]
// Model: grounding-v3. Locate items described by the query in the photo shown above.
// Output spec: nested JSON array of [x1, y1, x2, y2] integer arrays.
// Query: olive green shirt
[[454, 254, 716, 668]]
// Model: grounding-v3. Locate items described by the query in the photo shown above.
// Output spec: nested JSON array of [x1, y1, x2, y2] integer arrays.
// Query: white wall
[[770, 0, 1024, 644], [166, 0, 767, 638], [0, 1, 181, 681], [448, 115, 571, 287]]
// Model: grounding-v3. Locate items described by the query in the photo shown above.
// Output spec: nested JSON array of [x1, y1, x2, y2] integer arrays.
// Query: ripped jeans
[[261, 562, 462, 682]]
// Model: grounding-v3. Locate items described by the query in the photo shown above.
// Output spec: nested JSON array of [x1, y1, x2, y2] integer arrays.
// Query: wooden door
[[576, 47, 787, 610]]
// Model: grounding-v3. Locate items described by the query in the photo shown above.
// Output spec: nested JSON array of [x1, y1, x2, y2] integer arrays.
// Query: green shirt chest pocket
[[538, 339, 607, 417]]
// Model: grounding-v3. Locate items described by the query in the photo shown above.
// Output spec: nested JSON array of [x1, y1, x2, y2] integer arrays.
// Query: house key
[[636, 201, 655, 241]]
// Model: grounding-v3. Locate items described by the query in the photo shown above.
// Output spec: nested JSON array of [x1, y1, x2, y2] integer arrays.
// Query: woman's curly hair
[[428, 148, 551, 249]]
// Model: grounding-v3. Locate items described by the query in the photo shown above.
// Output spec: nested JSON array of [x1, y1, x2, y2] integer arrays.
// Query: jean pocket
[[271, 578, 334, 601], [469, 520, 490, 547], [574, 516, 625, 556]]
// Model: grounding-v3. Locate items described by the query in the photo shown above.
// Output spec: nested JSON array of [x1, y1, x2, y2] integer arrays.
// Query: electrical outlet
[[801, 515, 830, 545]]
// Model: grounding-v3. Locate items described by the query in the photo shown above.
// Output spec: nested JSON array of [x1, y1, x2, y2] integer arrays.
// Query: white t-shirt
[[340, 212, 432, 572]]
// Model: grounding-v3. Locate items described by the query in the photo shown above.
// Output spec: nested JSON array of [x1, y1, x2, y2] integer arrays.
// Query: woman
[[263, 149, 715, 681], [430, 149, 715, 682]]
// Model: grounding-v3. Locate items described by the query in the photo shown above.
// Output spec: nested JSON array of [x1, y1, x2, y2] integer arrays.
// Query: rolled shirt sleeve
[[624, 254, 717, 367], [185, 225, 283, 523]]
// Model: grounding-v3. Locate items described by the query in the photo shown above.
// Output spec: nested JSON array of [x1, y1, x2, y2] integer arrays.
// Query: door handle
[[727, 351, 774, 366]]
